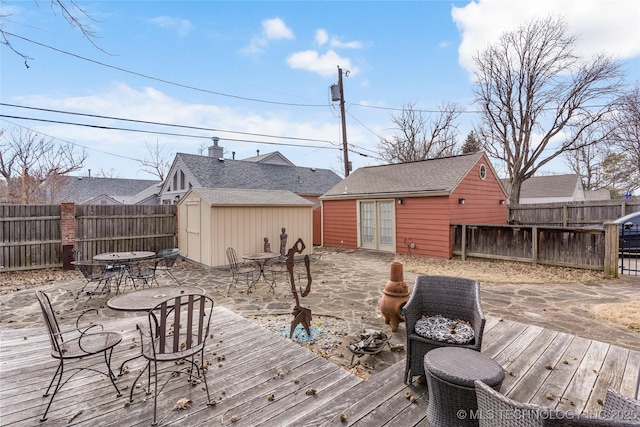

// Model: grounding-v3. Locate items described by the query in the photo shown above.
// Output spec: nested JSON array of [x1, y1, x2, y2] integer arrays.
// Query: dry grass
[[594, 302, 640, 332], [396, 255, 611, 284]]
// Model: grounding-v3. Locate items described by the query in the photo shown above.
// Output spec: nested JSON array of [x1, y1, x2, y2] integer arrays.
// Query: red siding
[[322, 200, 358, 249], [396, 196, 452, 259], [450, 160, 508, 225]]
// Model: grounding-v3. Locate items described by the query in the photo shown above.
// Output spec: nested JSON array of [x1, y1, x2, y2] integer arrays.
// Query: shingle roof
[[177, 153, 342, 195], [189, 188, 314, 206], [57, 177, 162, 204], [322, 152, 486, 198], [502, 174, 581, 198]]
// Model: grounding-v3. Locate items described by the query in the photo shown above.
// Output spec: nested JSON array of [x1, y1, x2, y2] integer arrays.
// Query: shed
[[319, 152, 508, 260], [178, 187, 314, 267]]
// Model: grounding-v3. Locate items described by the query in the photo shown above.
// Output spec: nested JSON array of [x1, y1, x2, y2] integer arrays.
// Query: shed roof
[[188, 187, 314, 206], [322, 152, 487, 199], [176, 153, 341, 195]]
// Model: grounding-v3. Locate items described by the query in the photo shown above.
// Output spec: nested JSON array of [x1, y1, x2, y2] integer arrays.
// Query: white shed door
[[185, 201, 201, 262]]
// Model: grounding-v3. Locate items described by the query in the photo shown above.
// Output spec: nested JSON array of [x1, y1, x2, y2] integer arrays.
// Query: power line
[[3, 32, 329, 108], [0, 114, 342, 150], [1, 103, 339, 145]]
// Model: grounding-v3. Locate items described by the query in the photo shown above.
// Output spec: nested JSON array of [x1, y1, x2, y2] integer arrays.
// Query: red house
[[319, 152, 508, 259]]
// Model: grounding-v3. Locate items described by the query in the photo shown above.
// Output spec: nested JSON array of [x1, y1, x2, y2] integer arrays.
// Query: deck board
[[1, 307, 638, 426]]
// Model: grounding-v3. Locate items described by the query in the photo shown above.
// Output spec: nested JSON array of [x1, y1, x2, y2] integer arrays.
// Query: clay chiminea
[[379, 262, 410, 332]]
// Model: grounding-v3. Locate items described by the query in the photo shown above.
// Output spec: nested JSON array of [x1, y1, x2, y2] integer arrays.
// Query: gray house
[[159, 142, 342, 207], [51, 176, 162, 205]]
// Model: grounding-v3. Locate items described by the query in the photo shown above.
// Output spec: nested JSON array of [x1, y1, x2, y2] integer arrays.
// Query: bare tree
[[139, 140, 172, 180], [1, 0, 102, 65], [563, 126, 607, 190], [609, 85, 640, 193], [473, 16, 624, 205], [378, 102, 461, 163], [0, 127, 86, 203]]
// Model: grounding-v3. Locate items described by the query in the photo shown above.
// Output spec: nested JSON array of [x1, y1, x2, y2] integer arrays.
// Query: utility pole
[[337, 66, 350, 177]]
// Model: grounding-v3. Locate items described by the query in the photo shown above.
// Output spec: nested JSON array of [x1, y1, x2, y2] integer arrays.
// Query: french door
[[360, 200, 395, 252]]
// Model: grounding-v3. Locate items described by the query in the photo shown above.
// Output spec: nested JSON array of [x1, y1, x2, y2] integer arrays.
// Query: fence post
[[603, 222, 619, 278], [531, 226, 538, 266], [461, 224, 467, 261], [60, 202, 76, 269]]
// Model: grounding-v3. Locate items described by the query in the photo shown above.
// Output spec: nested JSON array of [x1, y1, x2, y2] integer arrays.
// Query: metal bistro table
[[242, 252, 281, 292], [107, 286, 206, 376], [94, 251, 156, 294]]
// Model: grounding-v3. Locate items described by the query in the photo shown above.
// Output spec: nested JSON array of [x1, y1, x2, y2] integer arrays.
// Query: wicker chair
[[132, 293, 214, 425], [36, 290, 122, 421], [403, 275, 485, 384], [226, 247, 256, 294], [475, 380, 640, 427]]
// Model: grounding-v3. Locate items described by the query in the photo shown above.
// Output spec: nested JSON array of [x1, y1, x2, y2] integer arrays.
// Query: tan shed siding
[[396, 196, 451, 259], [322, 200, 358, 249], [210, 206, 312, 267], [450, 161, 507, 225]]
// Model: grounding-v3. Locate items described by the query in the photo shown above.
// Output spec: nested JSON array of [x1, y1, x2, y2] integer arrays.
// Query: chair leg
[[152, 360, 159, 426], [41, 361, 64, 421], [104, 348, 122, 396]]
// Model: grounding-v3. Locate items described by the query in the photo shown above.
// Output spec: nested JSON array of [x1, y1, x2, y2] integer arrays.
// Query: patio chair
[[124, 258, 159, 290], [226, 247, 256, 294], [132, 293, 214, 425], [404, 275, 485, 385], [36, 290, 122, 421], [153, 248, 181, 285], [475, 380, 640, 426], [72, 260, 118, 299]]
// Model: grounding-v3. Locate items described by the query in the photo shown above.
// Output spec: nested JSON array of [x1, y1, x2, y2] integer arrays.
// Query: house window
[[173, 172, 178, 190], [180, 171, 185, 190], [479, 164, 487, 180]]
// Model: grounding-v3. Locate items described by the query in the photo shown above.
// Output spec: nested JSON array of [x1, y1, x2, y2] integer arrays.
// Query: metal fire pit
[[347, 329, 391, 367]]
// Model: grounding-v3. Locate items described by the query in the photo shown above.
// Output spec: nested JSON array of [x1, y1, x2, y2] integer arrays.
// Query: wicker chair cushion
[[415, 315, 475, 345]]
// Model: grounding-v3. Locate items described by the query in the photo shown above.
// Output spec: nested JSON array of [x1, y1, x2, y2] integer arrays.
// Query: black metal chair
[[36, 290, 122, 421], [132, 293, 214, 425], [226, 247, 256, 294], [125, 258, 159, 290], [72, 260, 118, 299], [403, 275, 486, 385], [153, 248, 181, 285]]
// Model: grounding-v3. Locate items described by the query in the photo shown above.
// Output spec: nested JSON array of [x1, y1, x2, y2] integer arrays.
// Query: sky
[[1, 0, 639, 180]]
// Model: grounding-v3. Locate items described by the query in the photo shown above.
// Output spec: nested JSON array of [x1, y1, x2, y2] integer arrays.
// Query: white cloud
[[149, 16, 193, 38], [329, 39, 363, 49], [241, 17, 294, 55], [287, 49, 357, 78], [263, 17, 294, 40], [452, 0, 640, 74], [16, 83, 349, 175], [315, 29, 329, 46]]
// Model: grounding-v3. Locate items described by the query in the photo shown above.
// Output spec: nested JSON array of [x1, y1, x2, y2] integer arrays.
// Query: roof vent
[[218, 158, 224, 162], [310, 168, 316, 172]]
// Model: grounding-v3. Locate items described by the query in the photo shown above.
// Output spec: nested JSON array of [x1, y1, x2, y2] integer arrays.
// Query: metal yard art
[[285, 238, 312, 338]]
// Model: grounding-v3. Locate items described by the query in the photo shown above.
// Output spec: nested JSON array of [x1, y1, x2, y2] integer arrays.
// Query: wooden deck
[[1, 307, 638, 426]]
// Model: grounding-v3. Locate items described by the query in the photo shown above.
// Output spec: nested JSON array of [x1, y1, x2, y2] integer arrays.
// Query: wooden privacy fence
[[0, 205, 63, 271], [0, 204, 176, 272], [451, 223, 620, 277], [509, 199, 640, 227]]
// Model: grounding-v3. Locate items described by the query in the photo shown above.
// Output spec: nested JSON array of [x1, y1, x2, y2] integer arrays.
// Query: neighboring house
[[177, 187, 313, 267], [320, 152, 508, 260], [502, 174, 588, 204], [50, 176, 162, 205], [502, 174, 612, 204], [159, 142, 342, 207]]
